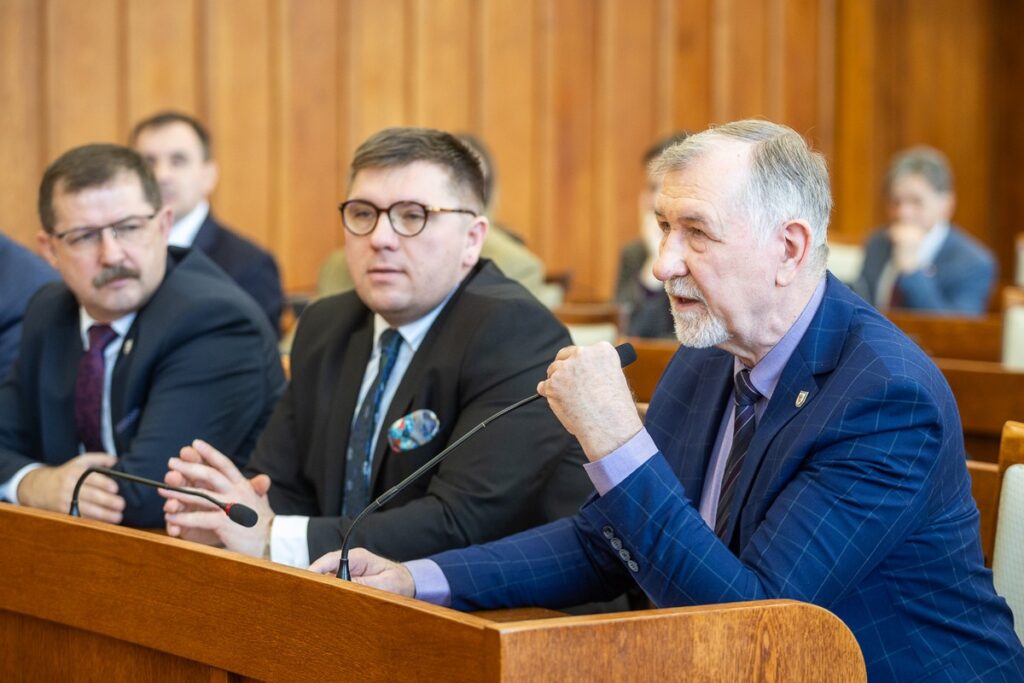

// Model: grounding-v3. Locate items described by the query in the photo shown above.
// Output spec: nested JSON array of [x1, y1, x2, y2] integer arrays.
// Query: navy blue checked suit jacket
[[431, 274, 1024, 682]]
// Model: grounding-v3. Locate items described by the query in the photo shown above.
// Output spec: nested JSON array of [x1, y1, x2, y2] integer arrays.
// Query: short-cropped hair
[[38, 143, 162, 233], [350, 128, 486, 212], [885, 146, 953, 194], [131, 110, 212, 160]]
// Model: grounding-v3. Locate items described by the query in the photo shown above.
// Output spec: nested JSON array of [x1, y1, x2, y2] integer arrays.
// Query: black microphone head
[[224, 503, 258, 528], [615, 342, 637, 368]]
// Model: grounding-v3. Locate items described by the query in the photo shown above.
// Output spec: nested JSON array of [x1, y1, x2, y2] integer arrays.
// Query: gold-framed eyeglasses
[[52, 213, 158, 252], [338, 200, 477, 237]]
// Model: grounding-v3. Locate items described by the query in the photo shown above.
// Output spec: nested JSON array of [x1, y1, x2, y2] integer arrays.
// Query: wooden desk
[[0, 505, 865, 682], [887, 311, 1003, 363]]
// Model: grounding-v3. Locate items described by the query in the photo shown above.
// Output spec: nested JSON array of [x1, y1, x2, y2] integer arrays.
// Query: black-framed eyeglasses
[[338, 200, 477, 237], [52, 213, 158, 252]]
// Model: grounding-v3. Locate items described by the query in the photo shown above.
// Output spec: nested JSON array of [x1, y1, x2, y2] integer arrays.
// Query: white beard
[[664, 277, 729, 348]]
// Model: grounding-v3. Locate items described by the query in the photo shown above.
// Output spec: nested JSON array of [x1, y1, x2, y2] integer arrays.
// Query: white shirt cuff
[[0, 463, 44, 504], [269, 515, 310, 568]]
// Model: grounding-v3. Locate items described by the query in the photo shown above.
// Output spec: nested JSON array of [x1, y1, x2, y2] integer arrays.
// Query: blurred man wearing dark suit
[[0, 232, 58, 377], [0, 144, 284, 527], [132, 111, 284, 332]]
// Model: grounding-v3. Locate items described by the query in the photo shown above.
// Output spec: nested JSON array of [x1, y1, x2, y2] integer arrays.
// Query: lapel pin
[[122, 339, 134, 356], [795, 390, 809, 408]]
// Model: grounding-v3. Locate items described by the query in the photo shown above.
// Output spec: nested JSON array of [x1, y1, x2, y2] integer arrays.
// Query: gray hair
[[650, 119, 832, 275], [886, 146, 953, 194]]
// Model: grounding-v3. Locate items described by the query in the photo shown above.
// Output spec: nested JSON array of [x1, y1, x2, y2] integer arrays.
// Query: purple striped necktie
[[715, 368, 763, 539], [74, 324, 118, 453]]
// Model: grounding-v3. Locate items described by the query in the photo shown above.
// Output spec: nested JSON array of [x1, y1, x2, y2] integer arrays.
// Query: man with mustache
[[315, 121, 1024, 681], [160, 128, 590, 570], [0, 143, 284, 527]]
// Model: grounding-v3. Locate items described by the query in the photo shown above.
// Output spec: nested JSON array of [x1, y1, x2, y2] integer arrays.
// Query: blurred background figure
[[614, 132, 689, 338], [0, 232, 58, 379], [132, 111, 284, 333], [854, 146, 996, 315]]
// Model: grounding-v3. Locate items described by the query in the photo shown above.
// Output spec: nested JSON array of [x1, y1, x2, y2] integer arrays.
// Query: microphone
[[337, 342, 637, 580], [68, 466, 259, 528]]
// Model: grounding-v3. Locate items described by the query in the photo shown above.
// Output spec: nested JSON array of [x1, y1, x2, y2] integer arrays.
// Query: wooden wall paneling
[[669, 0, 713, 132], [713, 0, 768, 121], [831, 0, 879, 244], [204, 0, 274, 250], [991, 0, 1024, 282], [594, 0, 659, 300], [45, 0, 123, 156], [345, 0, 414, 148], [275, 0, 340, 291], [536, 0, 597, 300], [125, 0, 201, 127], [479, 0, 539, 246], [412, 0, 475, 132], [0, 0, 45, 246], [778, 0, 831, 153]]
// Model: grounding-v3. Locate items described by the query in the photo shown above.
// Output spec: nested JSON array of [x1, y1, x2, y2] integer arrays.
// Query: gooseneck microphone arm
[[337, 342, 638, 580], [69, 466, 259, 528]]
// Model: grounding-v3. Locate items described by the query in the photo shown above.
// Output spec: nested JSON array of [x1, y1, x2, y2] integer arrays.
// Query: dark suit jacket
[[854, 224, 996, 314], [0, 247, 285, 527], [614, 239, 674, 339], [431, 275, 1024, 682], [247, 259, 591, 562], [193, 212, 284, 333], [0, 234, 58, 379]]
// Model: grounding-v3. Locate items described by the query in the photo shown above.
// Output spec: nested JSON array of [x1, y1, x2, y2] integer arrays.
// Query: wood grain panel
[[125, 0, 201, 126], [345, 0, 412, 147], [670, 0, 713, 131], [204, 0, 274, 249], [536, 0, 597, 299], [46, 0, 122, 155], [275, 0, 340, 290], [0, 0, 45, 246], [715, 0, 768, 120], [412, 0, 475, 132], [479, 0, 538, 244], [595, 0, 659, 299]]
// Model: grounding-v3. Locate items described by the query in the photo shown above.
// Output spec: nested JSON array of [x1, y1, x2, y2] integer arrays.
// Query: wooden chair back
[[887, 311, 1003, 363], [621, 337, 679, 403], [970, 421, 1024, 564]]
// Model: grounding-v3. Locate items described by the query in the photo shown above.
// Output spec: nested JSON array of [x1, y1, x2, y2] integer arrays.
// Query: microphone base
[[338, 558, 351, 581]]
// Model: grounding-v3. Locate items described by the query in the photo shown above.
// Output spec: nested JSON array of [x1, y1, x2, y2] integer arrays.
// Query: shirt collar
[[78, 308, 136, 348], [168, 200, 210, 248], [917, 221, 950, 267], [371, 285, 459, 352], [737, 277, 827, 401]]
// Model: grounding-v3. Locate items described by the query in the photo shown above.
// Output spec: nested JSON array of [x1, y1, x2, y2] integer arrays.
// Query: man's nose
[[652, 232, 689, 282], [97, 227, 127, 263], [368, 210, 400, 249]]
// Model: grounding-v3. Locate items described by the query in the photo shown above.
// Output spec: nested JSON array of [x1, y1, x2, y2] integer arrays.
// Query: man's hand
[[161, 439, 274, 557], [309, 548, 416, 597], [890, 222, 928, 273], [17, 453, 124, 523], [537, 342, 643, 461]]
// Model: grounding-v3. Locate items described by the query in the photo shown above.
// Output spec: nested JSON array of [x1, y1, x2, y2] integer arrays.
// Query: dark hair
[[643, 131, 691, 166], [455, 133, 495, 209], [131, 110, 212, 160], [885, 145, 953, 194], [350, 128, 486, 211], [38, 144, 162, 233]]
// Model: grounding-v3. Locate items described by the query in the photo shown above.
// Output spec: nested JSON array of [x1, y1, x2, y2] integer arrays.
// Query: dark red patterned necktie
[[74, 324, 118, 453]]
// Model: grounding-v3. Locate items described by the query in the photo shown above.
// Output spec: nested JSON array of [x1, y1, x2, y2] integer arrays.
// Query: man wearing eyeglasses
[[0, 143, 284, 527], [160, 128, 590, 569]]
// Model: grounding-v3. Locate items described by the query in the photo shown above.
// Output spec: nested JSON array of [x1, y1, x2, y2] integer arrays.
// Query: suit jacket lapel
[[675, 352, 734, 502], [191, 213, 219, 253], [326, 315, 374, 515], [43, 307, 83, 457], [720, 275, 851, 545]]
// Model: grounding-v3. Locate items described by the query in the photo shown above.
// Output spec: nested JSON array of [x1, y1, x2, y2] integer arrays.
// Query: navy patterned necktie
[[74, 324, 118, 453], [715, 368, 763, 539], [342, 328, 403, 517]]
